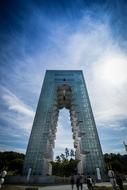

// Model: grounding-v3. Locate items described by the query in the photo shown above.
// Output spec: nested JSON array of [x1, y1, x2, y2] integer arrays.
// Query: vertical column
[[23, 73, 57, 175], [76, 75, 106, 180]]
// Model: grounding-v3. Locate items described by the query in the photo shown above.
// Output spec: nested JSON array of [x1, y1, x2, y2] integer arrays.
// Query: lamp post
[[123, 141, 127, 152], [105, 154, 112, 170]]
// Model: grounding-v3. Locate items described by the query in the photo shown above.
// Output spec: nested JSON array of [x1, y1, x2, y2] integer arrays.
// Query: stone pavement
[[39, 184, 88, 190], [38, 182, 127, 190]]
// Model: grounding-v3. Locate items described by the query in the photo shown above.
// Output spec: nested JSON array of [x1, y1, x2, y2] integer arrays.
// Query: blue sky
[[0, 0, 127, 158]]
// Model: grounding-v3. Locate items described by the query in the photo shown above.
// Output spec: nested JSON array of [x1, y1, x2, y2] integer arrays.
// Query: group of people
[[70, 171, 124, 190], [70, 174, 94, 190]]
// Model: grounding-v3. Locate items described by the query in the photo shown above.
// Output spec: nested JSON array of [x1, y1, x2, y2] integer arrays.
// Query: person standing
[[80, 174, 84, 190], [76, 173, 80, 190], [70, 174, 75, 190], [116, 174, 124, 190], [108, 170, 117, 190], [86, 176, 93, 190]]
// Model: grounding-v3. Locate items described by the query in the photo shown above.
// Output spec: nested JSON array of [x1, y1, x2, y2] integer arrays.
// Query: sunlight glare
[[101, 54, 127, 86]]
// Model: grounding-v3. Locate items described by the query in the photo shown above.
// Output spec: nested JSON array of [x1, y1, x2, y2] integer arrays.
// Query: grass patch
[[94, 186, 109, 190], [94, 185, 127, 190], [1, 185, 24, 190], [1, 185, 41, 190]]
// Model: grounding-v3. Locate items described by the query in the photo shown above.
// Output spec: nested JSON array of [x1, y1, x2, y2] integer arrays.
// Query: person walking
[[86, 176, 93, 190], [116, 174, 124, 190], [70, 174, 75, 190], [108, 170, 117, 190], [80, 174, 84, 190], [76, 173, 80, 190]]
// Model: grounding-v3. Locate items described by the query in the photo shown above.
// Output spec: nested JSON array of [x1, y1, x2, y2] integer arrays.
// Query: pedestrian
[[108, 170, 117, 190], [86, 176, 93, 190], [92, 176, 95, 187], [80, 174, 84, 190], [70, 174, 75, 190], [116, 174, 124, 190], [76, 173, 80, 190]]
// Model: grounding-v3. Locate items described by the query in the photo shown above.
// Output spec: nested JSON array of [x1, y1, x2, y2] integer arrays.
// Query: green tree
[[70, 149, 75, 158], [104, 153, 127, 174], [55, 155, 61, 162], [0, 151, 25, 175], [51, 158, 79, 177], [51, 148, 79, 177], [60, 153, 65, 161], [65, 148, 69, 159]]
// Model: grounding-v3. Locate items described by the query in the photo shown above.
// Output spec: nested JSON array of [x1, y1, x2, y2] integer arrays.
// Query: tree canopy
[[51, 148, 79, 177], [0, 151, 25, 175], [104, 153, 127, 174], [0, 150, 127, 176]]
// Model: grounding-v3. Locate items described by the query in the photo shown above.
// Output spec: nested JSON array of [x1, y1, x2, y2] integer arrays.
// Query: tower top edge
[[46, 70, 83, 72]]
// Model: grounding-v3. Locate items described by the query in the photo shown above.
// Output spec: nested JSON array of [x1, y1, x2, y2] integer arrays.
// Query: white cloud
[[0, 144, 26, 154], [98, 122, 126, 131], [57, 17, 127, 125], [0, 85, 35, 135], [47, 18, 127, 154], [0, 111, 33, 134], [1, 85, 35, 117], [100, 53, 127, 86], [38, 17, 127, 127], [54, 109, 74, 157], [103, 147, 126, 155], [1, 13, 127, 155], [89, 49, 127, 123], [28, 18, 127, 154]]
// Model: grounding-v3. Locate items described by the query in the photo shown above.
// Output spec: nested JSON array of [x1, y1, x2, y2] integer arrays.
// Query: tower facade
[[23, 70, 106, 179]]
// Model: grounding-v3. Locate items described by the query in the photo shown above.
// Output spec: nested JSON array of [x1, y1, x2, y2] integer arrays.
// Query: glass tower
[[23, 70, 106, 179]]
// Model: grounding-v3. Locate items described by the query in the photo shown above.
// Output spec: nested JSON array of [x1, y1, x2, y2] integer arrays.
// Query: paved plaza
[[39, 184, 88, 190], [38, 182, 127, 190], [2, 182, 127, 190]]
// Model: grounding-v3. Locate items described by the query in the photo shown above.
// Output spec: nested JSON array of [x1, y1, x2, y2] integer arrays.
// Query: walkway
[[39, 184, 88, 190], [38, 182, 127, 189]]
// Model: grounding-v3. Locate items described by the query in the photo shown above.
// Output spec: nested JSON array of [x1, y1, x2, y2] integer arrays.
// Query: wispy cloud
[[0, 144, 26, 154], [99, 122, 126, 131], [0, 1, 127, 155], [1, 85, 35, 117], [0, 85, 35, 152]]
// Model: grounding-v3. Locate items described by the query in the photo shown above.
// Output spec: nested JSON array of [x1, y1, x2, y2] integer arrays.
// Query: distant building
[[23, 70, 106, 180]]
